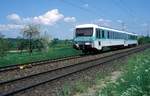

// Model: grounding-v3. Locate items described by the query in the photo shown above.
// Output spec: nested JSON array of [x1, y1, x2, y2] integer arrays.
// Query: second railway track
[[0, 45, 149, 96], [0, 55, 83, 72], [0, 46, 133, 83]]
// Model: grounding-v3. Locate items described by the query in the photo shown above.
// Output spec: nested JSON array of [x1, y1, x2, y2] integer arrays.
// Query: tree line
[[0, 24, 51, 57]]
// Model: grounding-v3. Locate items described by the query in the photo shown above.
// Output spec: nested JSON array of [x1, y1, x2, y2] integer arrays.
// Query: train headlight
[[75, 44, 79, 47], [85, 42, 91, 45]]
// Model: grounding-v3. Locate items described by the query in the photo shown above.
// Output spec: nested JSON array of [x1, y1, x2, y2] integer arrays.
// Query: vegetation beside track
[[138, 36, 150, 44], [0, 42, 81, 67], [97, 49, 150, 96], [58, 49, 150, 96], [0, 35, 150, 68]]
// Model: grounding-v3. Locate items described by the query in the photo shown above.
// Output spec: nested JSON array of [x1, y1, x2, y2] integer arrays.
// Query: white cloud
[[32, 9, 64, 25], [64, 17, 76, 23], [6, 9, 64, 26], [7, 13, 21, 23], [0, 24, 24, 31], [1, 9, 76, 33]]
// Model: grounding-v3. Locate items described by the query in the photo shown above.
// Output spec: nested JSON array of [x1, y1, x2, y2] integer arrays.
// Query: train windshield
[[76, 28, 93, 37]]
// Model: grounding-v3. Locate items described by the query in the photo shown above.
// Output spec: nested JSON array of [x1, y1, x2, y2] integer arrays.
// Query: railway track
[[0, 55, 83, 72], [0, 47, 129, 83], [0, 45, 149, 96], [0, 46, 131, 73], [0, 45, 133, 74]]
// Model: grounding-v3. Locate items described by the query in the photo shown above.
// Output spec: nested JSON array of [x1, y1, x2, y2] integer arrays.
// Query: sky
[[0, 0, 150, 39]]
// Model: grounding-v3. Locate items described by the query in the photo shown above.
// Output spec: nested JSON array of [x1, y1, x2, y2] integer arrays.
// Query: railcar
[[73, 24, 138, 53]]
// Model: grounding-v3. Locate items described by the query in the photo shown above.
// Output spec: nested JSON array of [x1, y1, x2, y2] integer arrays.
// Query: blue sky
[[0, 0, 150, 39]]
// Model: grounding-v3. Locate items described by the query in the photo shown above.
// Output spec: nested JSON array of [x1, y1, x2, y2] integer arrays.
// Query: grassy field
[[0, 42, 82, 67]]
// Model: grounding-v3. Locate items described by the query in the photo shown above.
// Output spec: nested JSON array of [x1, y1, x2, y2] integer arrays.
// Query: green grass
[[58, 81, 92, 96], [57, 83, 72, 96], [0, 44, 82, 67], [97, 49, 150, 96]]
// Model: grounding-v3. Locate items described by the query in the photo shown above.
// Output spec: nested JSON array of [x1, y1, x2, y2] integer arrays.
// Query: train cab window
[[76, 28, 93, 37]]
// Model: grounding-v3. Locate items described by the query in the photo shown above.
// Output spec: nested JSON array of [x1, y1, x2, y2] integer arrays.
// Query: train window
[[113, 32, 114, 39], [110, 31, 112, 39], [113, 32, 115, 39], [129, 35, 131, 39], [102, 30, 105, 38], [107, 31, 110, 39], [111, 31, 113, 39], [120, 33, 122, 39], [114, 32, 116, 39], [124, 34, 126, 39], [110, 31, 113, 39], [128, 35, 130, 39], [96, 29, 99, 38], [96, 28, 101, 39], [99, 29, 101, 38], [116, 33, 118, 39], [126, 34, 128, 40]]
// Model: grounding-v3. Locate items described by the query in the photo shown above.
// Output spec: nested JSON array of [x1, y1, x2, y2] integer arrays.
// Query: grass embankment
[[97, 49, 150, 96], [59, 49, 150, 96], [0, 43, 82, 67]]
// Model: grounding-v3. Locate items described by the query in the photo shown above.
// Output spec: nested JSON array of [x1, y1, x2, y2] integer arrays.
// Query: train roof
[[76, 24, 138, 36]]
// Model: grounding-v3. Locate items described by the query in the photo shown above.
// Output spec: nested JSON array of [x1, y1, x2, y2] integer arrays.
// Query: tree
[[22, 24, 40, 54], [39, 32, 52, 51], [0, 34, 9, 57], [138, 36, 150, 44], [50, 38, 59, 47], [17, 39, 28, 53]]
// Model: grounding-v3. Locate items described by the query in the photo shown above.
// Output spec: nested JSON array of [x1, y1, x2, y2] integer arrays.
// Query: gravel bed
[[0, 47, 132, 83], [13, 51, 131, 96]]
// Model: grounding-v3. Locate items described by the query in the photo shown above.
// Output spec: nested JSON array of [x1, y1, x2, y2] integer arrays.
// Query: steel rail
[[0, 55, 83, 72], [0, 45, 149, 96]]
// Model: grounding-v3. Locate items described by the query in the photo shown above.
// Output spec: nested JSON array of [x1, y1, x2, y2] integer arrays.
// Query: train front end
[[73, 25, 95, 52]]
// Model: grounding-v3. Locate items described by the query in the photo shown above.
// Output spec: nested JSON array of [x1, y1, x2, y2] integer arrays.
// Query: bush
[[138, 36, 150, 44]]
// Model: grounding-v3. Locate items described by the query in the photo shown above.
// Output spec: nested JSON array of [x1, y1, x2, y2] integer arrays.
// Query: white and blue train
[[73, 24, 138, 53]]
